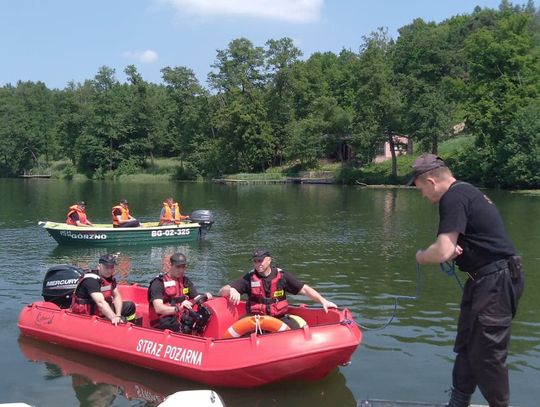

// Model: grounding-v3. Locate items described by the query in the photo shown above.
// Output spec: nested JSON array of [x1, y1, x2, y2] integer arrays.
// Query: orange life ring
[[223, 315, 290, 339]]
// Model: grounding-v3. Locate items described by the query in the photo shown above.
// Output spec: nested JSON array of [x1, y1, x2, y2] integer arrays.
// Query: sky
[[0, 0, 507, 90]]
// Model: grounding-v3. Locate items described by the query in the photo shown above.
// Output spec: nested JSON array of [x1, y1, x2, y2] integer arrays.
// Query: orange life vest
[[148, 273, 190, 327], [160, 202, 182, 225], [70, 272, 116, 316], [112, 205, 130, 226], [66, 205, 89, 226], [247, 268, 289, 317]]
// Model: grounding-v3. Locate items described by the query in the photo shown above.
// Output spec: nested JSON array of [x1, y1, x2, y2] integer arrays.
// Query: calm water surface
[[0, 179, 538, 407]]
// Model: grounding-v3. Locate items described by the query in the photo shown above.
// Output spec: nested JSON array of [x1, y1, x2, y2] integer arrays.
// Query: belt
[[468, 258, 510, 280]]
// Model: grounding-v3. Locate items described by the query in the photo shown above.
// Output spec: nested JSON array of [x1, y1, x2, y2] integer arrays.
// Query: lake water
[[0, 179, 538, 407]]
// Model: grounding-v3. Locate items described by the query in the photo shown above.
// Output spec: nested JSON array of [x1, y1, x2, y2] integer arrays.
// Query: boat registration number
[[151, 228, 190, 238]]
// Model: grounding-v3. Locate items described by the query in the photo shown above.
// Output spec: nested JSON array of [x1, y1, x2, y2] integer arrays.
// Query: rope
[[254, 314, 263, 335], [439, 260, 464, 291], [355, 263, 420, 331], [355, 261, 463, 331]]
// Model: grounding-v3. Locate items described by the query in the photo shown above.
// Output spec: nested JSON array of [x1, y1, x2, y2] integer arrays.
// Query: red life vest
[[66, 205, 89, 226], [247, 268, 289, 317], [148, 273, 190, 326], [70, 272, 116, 316], [112, 205, 130, 226]]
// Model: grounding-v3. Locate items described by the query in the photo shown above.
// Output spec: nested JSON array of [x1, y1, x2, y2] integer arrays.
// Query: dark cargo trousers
[[452, 264, 524, 407]]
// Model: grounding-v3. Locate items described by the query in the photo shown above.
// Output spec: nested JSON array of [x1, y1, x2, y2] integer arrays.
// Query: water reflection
[[47, 244, 207, 285], [18, 336, 357, 407]]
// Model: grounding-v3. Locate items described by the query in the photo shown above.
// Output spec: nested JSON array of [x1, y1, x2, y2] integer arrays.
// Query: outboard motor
[[190, 209, 214, 239], [42, 265, 86, 309]]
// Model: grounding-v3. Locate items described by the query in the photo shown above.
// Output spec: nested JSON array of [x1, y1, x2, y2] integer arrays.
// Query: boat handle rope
[[355, 261, 463, 331], [254, 314, 263, 335]]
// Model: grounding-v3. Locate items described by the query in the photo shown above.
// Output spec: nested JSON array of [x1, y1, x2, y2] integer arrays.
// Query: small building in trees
[[373, 135, 411, 163]]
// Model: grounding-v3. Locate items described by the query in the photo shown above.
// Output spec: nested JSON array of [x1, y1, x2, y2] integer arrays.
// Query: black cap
[[77, 201, 86, 206], [99, 254, 117, 266], [120, 198, 128, 204], [170, 253, 187, 266], [406, 153, 446, 186], [252, 248, 271, 261]]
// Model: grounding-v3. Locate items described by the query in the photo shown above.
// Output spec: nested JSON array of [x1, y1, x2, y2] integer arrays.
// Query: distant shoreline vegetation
[[1, 2, 539, 189]]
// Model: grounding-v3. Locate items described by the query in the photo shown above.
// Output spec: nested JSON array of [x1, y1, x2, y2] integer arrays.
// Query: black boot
[[446, 388, 471, 407]]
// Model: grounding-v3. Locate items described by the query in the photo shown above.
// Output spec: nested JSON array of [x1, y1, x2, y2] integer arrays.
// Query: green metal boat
[[39, 209, 214, 246]]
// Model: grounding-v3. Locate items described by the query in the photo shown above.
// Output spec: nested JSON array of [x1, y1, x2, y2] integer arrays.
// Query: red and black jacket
[[148, 273, 190, 326], [71, 272, 116, 316], [247, 267, 288, 317]]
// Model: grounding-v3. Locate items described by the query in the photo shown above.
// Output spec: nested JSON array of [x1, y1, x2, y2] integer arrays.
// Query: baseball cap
[[99, 253, 117, 266], [252, 248, 271, 261], [120, 198, 129, 204], [406, 153, 446, 186], [170, 253, 187, 266], [77, 201, 86, 206]]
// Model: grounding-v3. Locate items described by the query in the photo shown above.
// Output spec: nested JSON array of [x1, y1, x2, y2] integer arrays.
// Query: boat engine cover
[[42, 265, 86, 308], [190, 209, 214, 225], [190, 209, 214, 238]]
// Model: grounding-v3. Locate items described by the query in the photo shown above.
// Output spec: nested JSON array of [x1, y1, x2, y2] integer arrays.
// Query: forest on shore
[[1, 1, 539, 188]]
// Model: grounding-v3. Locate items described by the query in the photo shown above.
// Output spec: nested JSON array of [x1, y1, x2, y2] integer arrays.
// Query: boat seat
[[203, 297, 246, 339]]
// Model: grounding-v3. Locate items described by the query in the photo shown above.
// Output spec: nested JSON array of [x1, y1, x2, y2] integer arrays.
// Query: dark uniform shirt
[[75, 274, 115, 301], [68, 212, 80, 223], [148, 275, 199, 303], [230, 267, 305, 296], [438, 181, 515, 272]]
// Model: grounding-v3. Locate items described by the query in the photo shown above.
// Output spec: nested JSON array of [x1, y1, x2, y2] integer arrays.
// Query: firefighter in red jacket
[[148, 253, 212, 332], [71, 254, 137, 326], [218, 249, 337, 328], [66, 201, 94, 226]]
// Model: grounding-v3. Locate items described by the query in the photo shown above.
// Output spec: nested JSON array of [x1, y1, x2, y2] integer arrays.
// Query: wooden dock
[[19, 174, 51, 179]]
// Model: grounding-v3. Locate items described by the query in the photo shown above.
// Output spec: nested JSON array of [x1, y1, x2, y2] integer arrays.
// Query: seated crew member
[[159, 197, 190, 226], [218, 248, 338, 329], [66, 201, 94, 227], [148, 253, 213, 332], [112, 199, 140, 228], [71, 254, 137, 326]]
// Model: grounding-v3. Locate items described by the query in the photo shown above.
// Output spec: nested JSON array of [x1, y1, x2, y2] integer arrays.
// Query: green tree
[[208, 38, 273, 172], [394, 19, 457, 153], [161, 65, 208, 166], [75, 66, 124, 176], [352, 29, 403, 175], [464, 7, 540, 187], [265, 37, 302, 166]]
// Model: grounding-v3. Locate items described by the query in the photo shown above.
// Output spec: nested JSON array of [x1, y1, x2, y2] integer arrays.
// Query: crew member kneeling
[[148, 253, 212, 332], [218, 248, 337, 329], [71, 254, 137, 326]]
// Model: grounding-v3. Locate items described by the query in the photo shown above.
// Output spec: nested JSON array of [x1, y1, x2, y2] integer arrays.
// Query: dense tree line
[[0, 1, 538, 188]]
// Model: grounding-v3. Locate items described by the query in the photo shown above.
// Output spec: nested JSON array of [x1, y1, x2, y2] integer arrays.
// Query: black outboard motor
[[190, 209, 214, 239], [42, 265, 86, 309]]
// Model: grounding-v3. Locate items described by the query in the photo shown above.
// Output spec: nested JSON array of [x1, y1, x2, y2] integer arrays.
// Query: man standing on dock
[[409, 153, 524, 407]]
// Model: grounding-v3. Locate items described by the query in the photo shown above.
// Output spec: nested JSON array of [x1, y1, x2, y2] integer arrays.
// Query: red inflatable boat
[[18, 283, 362, 388]]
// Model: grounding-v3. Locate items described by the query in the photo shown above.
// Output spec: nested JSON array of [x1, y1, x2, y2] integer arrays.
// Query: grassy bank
[[23, 136, 539, 191], [35, 158, 202, 182]]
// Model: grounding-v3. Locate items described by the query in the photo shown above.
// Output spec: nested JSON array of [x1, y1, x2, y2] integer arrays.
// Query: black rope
[[355, 261, 463, 331], [355, 263, 420, 331], [439, 260, 464, 291]]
